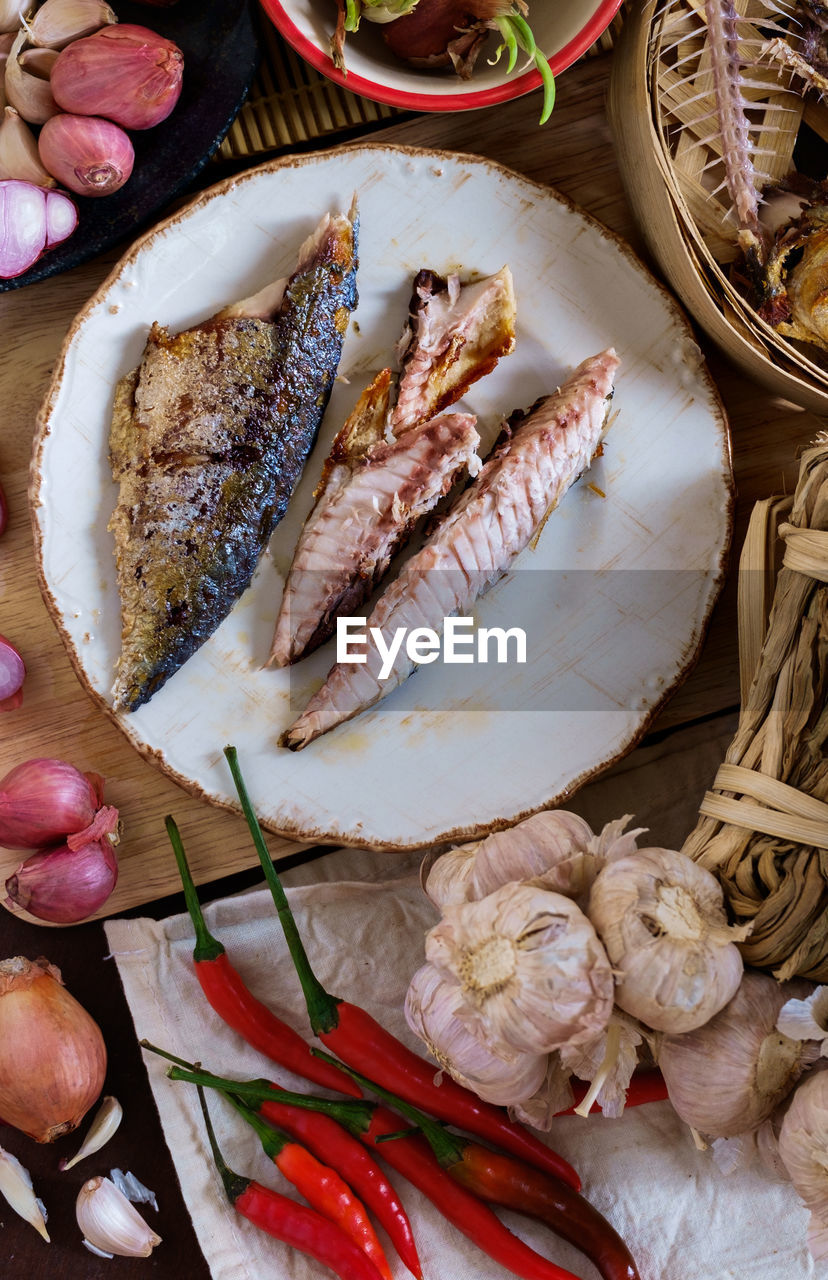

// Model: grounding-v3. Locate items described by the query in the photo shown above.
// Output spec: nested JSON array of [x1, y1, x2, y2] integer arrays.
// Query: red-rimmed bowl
[[259, 0, 623, 113]]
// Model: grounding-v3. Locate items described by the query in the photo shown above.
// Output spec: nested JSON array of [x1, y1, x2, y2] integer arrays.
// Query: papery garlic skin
[[659, 971, 817, 1138], [76, 1177, 161, 1258], [510, 1055, 575, 1131], [779, 1071, 828, 1260], [560, 1010, 644, 1119], [777, 986, 828, 1053], [404, 962, 547, 1106], [426, 882, 614, 1056], [589, 847, 749, 1033]]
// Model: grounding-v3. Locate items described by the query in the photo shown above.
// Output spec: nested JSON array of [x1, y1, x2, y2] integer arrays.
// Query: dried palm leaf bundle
[[609, 0, 828, 411], [682, 437, 828, 981]]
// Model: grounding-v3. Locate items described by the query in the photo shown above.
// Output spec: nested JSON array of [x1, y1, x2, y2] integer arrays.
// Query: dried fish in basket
[[682, 437, 828, 981], [609, 0, 828, 412]]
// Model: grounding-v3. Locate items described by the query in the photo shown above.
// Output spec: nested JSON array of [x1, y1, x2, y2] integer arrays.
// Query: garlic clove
[[76, 1176, 161, 1258], [0, 0, 27, 34], [5, 30, 59, 124], [0, 106, 55, 186], [27, 0, 118, 50], [0, 1143, 49, 1241], [404, 962, 547, 1106], [421, 842, 479, 910], [19, 46, 58, 77], [61, 1095, 122, 1170]]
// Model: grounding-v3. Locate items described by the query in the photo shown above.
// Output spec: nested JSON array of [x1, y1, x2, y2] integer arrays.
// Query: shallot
[[0, 956, 106, 1142], [0, 757, 119, 849], [5, 836, 119, 922], [38, 113, 134, 196], [0, 178, 77, 277], [0, 634, 25, 710], [51, 23, 184, 129]]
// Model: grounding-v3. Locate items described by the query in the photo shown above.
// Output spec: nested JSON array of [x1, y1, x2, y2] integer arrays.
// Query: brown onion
[[0, 956, 106, 1142], [51, 23, 183, 129], [5, 838, 118, 923], [38, 113, 133, 196]]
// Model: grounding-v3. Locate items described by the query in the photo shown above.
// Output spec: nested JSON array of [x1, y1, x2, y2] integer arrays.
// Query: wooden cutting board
[[0, 54, 820, 925]]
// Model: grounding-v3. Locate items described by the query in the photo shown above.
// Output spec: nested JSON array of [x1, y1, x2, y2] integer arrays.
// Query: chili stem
[[224, 745, 340, 1035], [195, 1082, 249, 1205], [165, 1061, 375, 1132], [165, 816, 224, 962], [313, 1049, 465, 1168]]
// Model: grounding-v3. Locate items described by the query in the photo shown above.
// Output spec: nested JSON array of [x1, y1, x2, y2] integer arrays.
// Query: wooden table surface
[[0, 45, 822, 1280]]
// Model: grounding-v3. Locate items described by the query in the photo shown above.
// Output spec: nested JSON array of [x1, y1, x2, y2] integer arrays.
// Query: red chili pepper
[[226, 1092, 392, 1280], [258, 1094, 422, 1280], [320, 1049, 640, 1280], [140, 1042, 422, 1280], [224, 746, 580, 1193], [165, 815, 359, 1098], [195, 1083, 385, 1280], [172, 1061, 580, 1280]]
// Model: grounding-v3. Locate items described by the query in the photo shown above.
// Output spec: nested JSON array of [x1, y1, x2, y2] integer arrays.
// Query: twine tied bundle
[[682, 438, 828, 980]]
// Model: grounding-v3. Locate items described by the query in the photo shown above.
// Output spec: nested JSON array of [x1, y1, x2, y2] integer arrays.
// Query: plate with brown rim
[[31, 143, 733, 850]]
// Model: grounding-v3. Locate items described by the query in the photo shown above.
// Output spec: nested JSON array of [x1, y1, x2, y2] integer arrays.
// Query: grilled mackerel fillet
[[109, 206, 358, 712], [269, 267, 514, 667], [282, 348, 620, 750]]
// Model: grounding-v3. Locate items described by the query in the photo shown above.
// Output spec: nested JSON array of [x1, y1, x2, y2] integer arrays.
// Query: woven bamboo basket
[[682, 437, 828, 982], [609, 0, 828, 413]]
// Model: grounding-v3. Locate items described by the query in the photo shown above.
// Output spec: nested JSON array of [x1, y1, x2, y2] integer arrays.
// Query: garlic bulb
[[422, 842, 478, 910], [658, 971, 818, 1138], [424, 810, 645, 912], [76, 1176, 161, 1258], [404, 962, 547, 1105], [425, 882, 614, 1055], [588, 846, 750, 1033], [779, 1071, 828, 1260]]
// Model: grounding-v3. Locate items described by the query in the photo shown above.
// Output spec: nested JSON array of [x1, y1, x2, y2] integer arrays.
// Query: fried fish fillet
[[269, 267, 514, 667], [109, 205, 358, 713], [282, 348, 619, 750]]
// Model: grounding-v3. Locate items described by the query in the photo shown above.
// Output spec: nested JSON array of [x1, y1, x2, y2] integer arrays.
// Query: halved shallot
[[0, 634, 25, 710], [0, 178, 76, 277]]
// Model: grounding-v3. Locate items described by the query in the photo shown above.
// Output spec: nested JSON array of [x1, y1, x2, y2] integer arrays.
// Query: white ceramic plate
[[32, 144, 732, 850]]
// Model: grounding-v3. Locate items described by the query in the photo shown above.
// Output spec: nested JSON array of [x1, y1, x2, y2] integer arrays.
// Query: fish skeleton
[[281, 347, 620, 750], [109, 204, 359, 713], [269, 267, 515, 667]]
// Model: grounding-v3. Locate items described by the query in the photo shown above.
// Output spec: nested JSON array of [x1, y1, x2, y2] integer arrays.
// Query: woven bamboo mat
[[219, 7, 626, 161]]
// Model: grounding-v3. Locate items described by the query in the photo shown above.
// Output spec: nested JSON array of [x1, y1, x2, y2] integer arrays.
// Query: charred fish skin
[[270, 365, 481, 666], [282, 348, 619, 750], [270, 266, 514, 667], [109, 207, 359, 714]]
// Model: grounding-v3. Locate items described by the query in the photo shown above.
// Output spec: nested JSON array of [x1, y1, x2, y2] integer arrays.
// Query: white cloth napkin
[[105, 836, 819, 1280]]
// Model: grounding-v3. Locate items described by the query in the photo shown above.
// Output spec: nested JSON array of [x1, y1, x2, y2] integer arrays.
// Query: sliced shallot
[[0, 634, 25, 710], [0, 178, 76, 278]]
